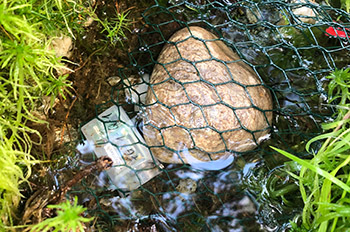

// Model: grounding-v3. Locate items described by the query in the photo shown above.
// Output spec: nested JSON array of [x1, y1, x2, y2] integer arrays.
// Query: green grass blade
[[271, 147, 350, 193]]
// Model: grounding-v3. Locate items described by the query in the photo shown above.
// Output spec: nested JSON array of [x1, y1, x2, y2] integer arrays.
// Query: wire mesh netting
[[76, 0, 350, 231]]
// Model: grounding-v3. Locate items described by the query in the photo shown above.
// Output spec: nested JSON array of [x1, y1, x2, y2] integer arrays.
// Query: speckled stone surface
[[144, 26, 273, 164]]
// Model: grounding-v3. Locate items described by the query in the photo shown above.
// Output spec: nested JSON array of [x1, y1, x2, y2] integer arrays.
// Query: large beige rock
[[143, 26, 273, 164]]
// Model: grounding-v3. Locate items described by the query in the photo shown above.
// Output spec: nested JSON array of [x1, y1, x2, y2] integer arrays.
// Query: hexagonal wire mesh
[[77, 0, 350, 231]]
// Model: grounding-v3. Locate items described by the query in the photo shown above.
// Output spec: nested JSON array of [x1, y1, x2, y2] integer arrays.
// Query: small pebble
[[107, 76, 122, 86], [176, 179, 197, 194]]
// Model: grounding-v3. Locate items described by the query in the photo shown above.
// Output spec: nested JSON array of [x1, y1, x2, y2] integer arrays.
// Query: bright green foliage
[[0, 1, 38, 41], [31, 0, 92, 38], [273, 69, 350, 232], [44, 74, 74, 106], [272, 124, 350, 231], [290, 221, 309, 232], [326, 0, 350, 12], [95, 10, 132, 46], [327, 69, 350, 121], [0, 136, 35, 227], [0, 0, 88, 229], [30, 197, 94, 232], [340, 0, 350, 12], [0, 0, 128, 229]]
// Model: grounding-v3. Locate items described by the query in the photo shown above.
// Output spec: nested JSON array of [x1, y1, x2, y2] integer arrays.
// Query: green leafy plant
[[31, 0, 92, 37], [339, 0, 350, 12], [326, 0, 350, 12], [0, 0, 132, 229], [327, 68, 350, 121], [44, 74, 74, 106], [0, 0, 91, 229], [0, 137, 35, 227], [272, 68, 350, 231], [30, 197, 94, 232], [94, 9, 132, 46], [272, 122, 350, 231]]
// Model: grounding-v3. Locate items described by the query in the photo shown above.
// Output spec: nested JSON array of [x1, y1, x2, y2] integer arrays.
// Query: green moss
[[0, 0, 90, 229], [30, 197, 93, 232]]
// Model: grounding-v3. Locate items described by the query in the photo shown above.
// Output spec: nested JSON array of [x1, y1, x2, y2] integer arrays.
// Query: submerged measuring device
[[81, 105, 163, 191]]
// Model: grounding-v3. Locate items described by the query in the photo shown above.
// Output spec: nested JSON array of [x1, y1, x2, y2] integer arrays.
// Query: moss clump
[[0, 0, 91, 228]]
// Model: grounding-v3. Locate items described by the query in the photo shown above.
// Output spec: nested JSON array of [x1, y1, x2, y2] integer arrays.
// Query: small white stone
[[176, 179, 197, 194], [292, 0, 317, 24], [107, 76, 122, 86], [84, 16, 95, 27], [51, 36, 73, 58]]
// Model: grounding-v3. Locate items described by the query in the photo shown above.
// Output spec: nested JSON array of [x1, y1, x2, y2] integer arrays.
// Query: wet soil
[[28, 1, 155, 157]]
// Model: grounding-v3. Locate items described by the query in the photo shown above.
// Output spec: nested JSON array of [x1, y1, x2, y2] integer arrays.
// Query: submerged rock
[[144, 26, 273, 164]]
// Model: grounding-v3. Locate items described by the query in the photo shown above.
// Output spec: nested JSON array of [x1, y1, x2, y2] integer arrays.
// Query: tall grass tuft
[[273, 69, 350, 231]]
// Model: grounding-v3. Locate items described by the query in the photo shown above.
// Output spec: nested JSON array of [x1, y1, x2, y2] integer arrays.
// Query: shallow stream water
[[28, 0, 350, 231]]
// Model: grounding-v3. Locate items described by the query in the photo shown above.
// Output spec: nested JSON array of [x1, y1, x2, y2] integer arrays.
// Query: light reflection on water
[[72, 1, 350, 231], [74, 153, 265, 231], [186, 152, 235, 171]]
